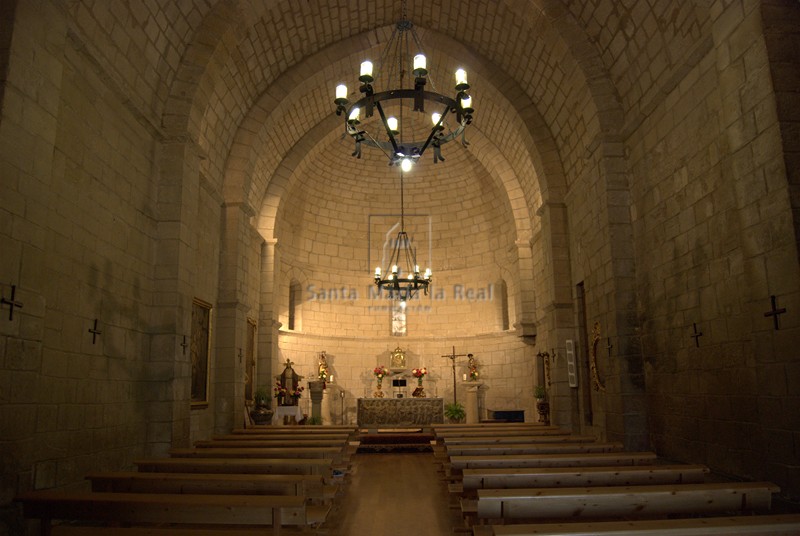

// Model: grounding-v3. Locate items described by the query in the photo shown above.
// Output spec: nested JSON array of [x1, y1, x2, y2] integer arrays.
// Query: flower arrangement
[[469, 364, 479, 381], [411, 367, 428, 379], [373, 365, 389, 379], [274, 382, 305, 399]]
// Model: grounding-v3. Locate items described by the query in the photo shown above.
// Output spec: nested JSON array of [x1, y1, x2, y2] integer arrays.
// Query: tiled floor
[[322, 451, 459, 535]]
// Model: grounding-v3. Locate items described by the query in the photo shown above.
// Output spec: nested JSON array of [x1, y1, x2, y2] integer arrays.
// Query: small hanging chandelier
[[373, 168, 432, 300], [333, 4, 474, 168]]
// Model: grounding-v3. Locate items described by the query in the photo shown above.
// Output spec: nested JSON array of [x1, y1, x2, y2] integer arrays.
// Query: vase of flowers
[[373, 365, 389, 398], [274, 382, 305, 406], [411, 367, 428, 398]]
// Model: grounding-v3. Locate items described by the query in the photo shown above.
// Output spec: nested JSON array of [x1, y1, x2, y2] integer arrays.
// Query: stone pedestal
[[321, 385, 332, 424], [308, 380, 325, 422], [462, 382, 485, 424]]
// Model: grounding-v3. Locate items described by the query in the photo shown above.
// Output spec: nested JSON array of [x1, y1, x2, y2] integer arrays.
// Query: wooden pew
[[234, 426, 357, 438], [199, 437, 349, 448], [170, 446, 344, 461], [445, 442, 623, 457], [433, 423, 562, 430], [84, 471, 337, 501], [444, 435, 599, 445], [460, 464, 710, 492], [471, 514, 800, 535], [15, 490, 323, 536], [135, 457, 333, 477], [435, 429, 572, 441], [473, 482, 780, 521], [449, 451, 658, 472]]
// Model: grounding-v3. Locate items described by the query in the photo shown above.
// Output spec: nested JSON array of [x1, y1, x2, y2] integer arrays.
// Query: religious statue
[[390, 346, 406, 369], [275, 359, 304, 406], [318, 351, 329, 382]]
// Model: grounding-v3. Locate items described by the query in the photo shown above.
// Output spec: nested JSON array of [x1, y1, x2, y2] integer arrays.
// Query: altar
[[357, 397, 444, 427]]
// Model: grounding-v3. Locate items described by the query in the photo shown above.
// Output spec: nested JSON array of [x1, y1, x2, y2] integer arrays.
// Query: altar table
[[357, 398, 444, 427], [272, 405, 304, 425]]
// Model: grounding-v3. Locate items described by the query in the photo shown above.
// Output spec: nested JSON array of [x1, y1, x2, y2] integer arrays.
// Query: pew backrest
[[15, 490, 315, 536], [461, 464, 710, 490], [475, 481, 780, 520], [450, 451, 659, 470], [483, 513, 800, 535]]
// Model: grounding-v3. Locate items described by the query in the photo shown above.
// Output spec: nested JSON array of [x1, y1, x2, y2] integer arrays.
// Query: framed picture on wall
[[245, 317, 257, 403], [191, 298, 213, 407]]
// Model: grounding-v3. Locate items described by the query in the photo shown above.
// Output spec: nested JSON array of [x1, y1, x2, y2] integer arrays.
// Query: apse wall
[[274, 141, 519, 338], [269, 137, 538, 416]]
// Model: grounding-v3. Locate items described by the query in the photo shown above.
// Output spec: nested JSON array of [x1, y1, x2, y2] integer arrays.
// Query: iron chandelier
[[333, 14, 474, 169]]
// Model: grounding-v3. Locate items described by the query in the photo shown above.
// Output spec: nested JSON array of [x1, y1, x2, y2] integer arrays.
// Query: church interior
[[1, 0, 800, 533]]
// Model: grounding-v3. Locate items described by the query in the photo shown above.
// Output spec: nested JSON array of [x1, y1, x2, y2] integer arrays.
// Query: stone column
[[321, 385, 332, 424], [462, 382, 484, 424], [308, 381, 325, 422]]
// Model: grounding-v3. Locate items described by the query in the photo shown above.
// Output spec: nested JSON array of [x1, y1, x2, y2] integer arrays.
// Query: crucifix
[[1, 284, 23, 321], [606, 338, 613, 358], [88, 318, 102, 344], [441, 346, 470, 405], [690, 322, 703, 347], [180, 335, 188, 355], [764, 295, 787, 330]]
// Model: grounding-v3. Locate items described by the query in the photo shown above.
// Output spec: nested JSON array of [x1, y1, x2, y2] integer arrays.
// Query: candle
[[329, 375, 334, 383], [463, 374, 467, 381]]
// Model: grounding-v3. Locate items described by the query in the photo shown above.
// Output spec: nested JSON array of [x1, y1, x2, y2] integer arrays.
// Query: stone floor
[[322, 451, 460, 535]]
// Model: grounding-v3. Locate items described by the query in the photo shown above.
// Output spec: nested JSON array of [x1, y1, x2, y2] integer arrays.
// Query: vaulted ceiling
[[64, 0, 711, 245]]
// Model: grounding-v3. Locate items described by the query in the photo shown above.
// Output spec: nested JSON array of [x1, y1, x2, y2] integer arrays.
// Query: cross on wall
[[1, 284, 23, 321], [764, 295, 787, 330]]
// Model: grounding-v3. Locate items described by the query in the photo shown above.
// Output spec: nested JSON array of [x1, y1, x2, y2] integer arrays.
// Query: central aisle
[[323, 452, 458, 535]]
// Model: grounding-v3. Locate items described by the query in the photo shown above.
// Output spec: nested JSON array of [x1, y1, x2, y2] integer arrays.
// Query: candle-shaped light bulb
[[455, 68, 469, 89], [413, 54, 427, 76], [391, 265, 398, 274], [387, 116, 398, 132], [375, 267, 381, 277], [348, 107, 360, 122], [335, 84, 347, 101], [461, 94, 473, 111], [431, 112, 442, 126], [424, 268, 432, 279], [400, 158, 412, 172], [414, 265, 420, 273], [360, 60, 373, 82]]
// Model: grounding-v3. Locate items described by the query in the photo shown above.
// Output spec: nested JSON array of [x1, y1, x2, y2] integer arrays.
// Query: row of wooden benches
[[15, 424, 359, 535], [430, 422, 800, 536]]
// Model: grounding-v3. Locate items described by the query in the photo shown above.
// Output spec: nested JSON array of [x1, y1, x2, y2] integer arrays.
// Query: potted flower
[[250, 386, 272, 425], [444, 402, 466, 423], [373, 365, 389, 398], [373, 365, 389, 385], [411, 367, 428, 398]]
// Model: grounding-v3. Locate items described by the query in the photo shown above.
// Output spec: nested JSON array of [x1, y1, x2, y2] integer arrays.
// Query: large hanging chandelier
[[373, 168, 432, 300], [333, 7, 474, 169]]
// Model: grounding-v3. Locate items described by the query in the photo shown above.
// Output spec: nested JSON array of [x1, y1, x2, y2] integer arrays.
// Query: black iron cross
[[180, 335, 188, 354], [606, 338, 613, 358], [442, 346, 470, 405], [690, 322, 703, 347], [764, 295, 787, 330], [88, 318, 102, 344], [238, 348, 243, 363], [1, 284, 23, 321]]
